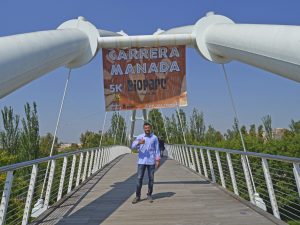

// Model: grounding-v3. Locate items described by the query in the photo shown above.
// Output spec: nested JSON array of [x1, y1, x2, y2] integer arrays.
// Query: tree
[[240, 125, 247, 136], [289, 119, 300, 134], [249, 124, 256, 137], [176, 109, 188, 143], [262, 115, 273, 141], [204, 125, 223, 145], [0, 106, 20, 154], [39, 133, 58, 157], [19, 102, 40, 161], [190, 108, 205, 143], [148, 109, 166, 139], [80, 130, 100, 148], [108, 112, 126, 145]]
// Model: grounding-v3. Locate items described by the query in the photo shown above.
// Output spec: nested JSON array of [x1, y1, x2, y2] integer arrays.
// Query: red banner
[[102, 45, 187, 111]]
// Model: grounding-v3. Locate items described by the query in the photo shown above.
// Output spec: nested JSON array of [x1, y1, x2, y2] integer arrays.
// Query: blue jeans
[[136, 164, 155, 198]]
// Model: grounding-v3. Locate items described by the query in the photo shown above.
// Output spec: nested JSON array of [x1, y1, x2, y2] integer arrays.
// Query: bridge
[[0, 11, 300, 225]]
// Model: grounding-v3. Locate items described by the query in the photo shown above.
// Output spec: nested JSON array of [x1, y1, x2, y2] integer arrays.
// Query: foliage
[[39, 132, 58, 157], [19, 102, 40, 161], [107, 112, 127, 145], [0, 106, 20, 155], [148, 109, 166, 140]]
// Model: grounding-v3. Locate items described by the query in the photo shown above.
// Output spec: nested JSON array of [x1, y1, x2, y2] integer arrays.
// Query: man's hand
[[138, 138, 145, 145], [155, 160, 160, 169]]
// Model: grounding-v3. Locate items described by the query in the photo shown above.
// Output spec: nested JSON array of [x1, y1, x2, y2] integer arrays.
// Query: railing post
[[107, 147, 111, 162], [226, 153, 239, 196], [189, 147, 196, 171], [68, 155, 77, 193], [177, 146, 183, 165], [262, 158, 280, 219], [76, 153, 84, 187], [200, 148, 208, 178], [174, 146, 179, 161], [57, 157, 67, 201], [0, 171, 14, 225], [241, 155, 255, 204], [186, 146, 192, 168], [96, 148, 101, 170], [82, 152, 89, 181], [194, 148, 202, 175], [182, 146, 189, 167], [293, 163, 300, 198], [174, 146, 178, 162], [44, 160, 56, 208], [103, 149, 107, 166], [22, 164, 38, 225], [92, 149, 98, 173], [207, 150, 216, 183], [215, 151, 225, 188], [88, 150, 94, 176], [177, 146, 185, 165], [100, 148, 104, 168], [168, 146, 173, 159]]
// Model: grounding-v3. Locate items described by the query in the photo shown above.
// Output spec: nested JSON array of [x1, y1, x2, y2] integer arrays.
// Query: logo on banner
[[102, 45, 187, 111]]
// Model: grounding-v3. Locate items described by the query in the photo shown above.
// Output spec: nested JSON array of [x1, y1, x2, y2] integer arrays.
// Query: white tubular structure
[[193, 13, 300, 83], [1, 12, 300, 100], [98, 33, 195, 48], [0, 16, 99, 98]]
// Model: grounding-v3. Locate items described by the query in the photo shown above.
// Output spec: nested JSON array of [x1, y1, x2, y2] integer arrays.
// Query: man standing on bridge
[[131, 122, 160, 204]]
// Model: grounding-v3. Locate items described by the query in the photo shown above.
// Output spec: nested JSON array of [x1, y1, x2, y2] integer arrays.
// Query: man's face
[[144, 125, 151, 135]]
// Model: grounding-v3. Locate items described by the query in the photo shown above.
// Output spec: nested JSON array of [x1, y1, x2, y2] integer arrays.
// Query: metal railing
[[166, 144, 300, 224], [0, 145, 131, 225]]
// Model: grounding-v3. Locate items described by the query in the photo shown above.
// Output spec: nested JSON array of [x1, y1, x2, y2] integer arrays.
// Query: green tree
[[249, 124, 256, 137], [0, 106, 20, 154], [148, 109, 166, 139], [39, 133, 58, 157], [262, 115, 273, 141], [19, 102, 40, 161], [80, 130, 101, 148], [289, 119, 300, 134], [108, 112, 126, 145], [189, 108, 205, 143], [204, 125, 223, 145]]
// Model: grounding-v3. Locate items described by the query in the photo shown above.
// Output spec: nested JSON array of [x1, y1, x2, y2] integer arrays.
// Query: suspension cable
[[176, 106, 187, 145], [159, 108, 170, 143], [40, 68, 72, 199], [113, 112, 120, 144], [221, 64, 257, 193], [98, 111, 108, 147]]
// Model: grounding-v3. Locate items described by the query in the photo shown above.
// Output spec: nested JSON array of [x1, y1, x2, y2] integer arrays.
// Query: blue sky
[[0, 0, 300, 143]]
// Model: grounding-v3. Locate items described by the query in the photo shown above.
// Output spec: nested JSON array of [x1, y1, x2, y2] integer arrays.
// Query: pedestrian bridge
[[1, 11, 300, 225], [1, 145, 298, 225]]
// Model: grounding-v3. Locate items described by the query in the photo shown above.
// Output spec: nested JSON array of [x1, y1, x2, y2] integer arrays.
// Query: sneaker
[[147, 195, 153, 203], [132, 197, 140, 204]]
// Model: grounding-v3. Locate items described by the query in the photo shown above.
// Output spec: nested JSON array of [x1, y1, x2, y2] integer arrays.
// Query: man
[[131, 122, 160, 204], [158, 137, 165, 157]]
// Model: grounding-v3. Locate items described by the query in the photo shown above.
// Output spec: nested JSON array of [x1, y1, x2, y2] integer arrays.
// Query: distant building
[[273, 128, 287, 140], [57, 143, 81, 152]]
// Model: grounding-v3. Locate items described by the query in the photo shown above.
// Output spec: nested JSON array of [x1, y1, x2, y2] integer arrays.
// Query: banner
[[102, 45, 187, 111]]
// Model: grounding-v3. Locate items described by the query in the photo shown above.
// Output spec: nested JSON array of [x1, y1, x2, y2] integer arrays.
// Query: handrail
[[168, 144, 300, 163], [166, 144, 300, 223], [0, 145, 131, 225], [0, 146, 124, 173]]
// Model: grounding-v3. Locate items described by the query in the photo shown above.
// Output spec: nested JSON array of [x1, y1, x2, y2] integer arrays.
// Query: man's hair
[[143, 122, 151, 127]]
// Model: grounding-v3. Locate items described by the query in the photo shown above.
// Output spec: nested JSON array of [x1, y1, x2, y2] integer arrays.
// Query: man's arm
[[155, 137, 161, 168]]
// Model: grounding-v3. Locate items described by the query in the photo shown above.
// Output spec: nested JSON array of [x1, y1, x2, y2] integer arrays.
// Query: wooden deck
[[32, 154, 286, 225]]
